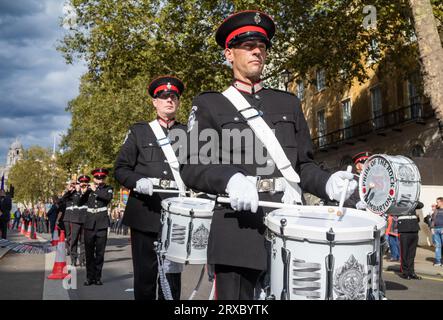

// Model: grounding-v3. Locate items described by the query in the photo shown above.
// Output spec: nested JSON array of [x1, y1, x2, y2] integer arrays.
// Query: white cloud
[[0, 0, 86, 164]]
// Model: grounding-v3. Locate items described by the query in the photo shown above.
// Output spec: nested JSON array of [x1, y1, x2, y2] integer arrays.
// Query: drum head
[[265, 206, 385, 242], [359, 154, 421, 215], [161, 197, 215, 217]]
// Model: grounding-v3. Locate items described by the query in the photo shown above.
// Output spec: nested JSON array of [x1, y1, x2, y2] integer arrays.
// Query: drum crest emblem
[[192, 223, 209, 250], [334, 255, 367, 300]]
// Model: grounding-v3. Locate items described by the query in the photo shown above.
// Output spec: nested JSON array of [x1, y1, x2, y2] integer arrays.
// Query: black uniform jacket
[[71, 190, 87, 224], [81, 184, 113, 230], [60, 190, 74, 223], [180, 88, 331, 270], [114, 121, 187, 234]]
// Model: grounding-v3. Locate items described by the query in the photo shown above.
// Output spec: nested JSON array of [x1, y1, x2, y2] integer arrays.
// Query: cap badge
[[167, 82, 172, 90], [254, 13, 261, 24]]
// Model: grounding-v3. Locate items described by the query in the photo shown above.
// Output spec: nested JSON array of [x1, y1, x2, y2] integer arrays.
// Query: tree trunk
[[409, 0, 443, 121]]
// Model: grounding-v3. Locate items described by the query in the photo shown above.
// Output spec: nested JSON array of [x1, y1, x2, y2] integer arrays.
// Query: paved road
[[1, 231, 442, 300]]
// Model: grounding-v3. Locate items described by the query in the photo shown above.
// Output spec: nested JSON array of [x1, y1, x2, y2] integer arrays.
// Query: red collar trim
[[232, 79, 264, 94], [157, 117, 175, 129]]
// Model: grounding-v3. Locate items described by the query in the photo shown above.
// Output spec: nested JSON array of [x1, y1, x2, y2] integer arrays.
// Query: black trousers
[[399, 232, 418, 276], [214, 264, 262, 300], [130, 228, 159, 300], [0, 220, 8, 239], [64, 222, 71, 254], [84, 227, 108, 281], [70, 223, 85, 264], [158, 273, 182, 300]]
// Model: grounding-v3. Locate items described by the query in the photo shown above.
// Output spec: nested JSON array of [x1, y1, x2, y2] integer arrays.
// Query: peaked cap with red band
[[215, 10, 275, 49], [352, 151, 372, 165], [78, 175, 91, 183], [148, 76, 185, 98], [91, 168, 109, 178]]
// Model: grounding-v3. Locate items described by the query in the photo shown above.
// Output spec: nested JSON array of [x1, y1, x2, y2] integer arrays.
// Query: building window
[[316, 69, 326, 92], [407, 79, 422, 119], [296, 80, 305, 100], [411, 144, 425, 157], [317, 109, 327, 147], [342, 99, 352, 139], [370, 86, 383, 129]]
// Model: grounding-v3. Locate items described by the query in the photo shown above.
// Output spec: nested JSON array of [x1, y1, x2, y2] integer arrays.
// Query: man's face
[[437, 199, 443, 209], [94, 176, 105, 185], [225, 40, 267, 82], [355, 162, 365, 173], [153, 91, 180, 119]]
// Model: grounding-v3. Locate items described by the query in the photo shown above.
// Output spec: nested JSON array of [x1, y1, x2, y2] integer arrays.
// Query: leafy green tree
[[8, 147, 67, 208]]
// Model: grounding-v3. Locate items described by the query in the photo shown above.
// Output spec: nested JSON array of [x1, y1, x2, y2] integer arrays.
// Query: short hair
[[437, 197, 443, 202]]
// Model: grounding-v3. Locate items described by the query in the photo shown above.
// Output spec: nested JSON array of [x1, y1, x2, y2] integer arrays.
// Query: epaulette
[[198, 91, 221, 96], [271, 88, 297, 97], [133, 120, 150, 127]]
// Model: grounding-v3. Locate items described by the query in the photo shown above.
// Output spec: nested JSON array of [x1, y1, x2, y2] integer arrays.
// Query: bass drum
[[359, 154, 421, 215]]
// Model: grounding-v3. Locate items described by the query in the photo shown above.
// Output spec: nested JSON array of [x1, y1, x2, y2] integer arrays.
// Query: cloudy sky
[[0, 0, 85, 164]]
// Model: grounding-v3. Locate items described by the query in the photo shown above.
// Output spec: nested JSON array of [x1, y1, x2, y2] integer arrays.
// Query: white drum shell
[[265, 207, 385, 300], [160, 197, 214, 264], [359, 154, 421, 215]]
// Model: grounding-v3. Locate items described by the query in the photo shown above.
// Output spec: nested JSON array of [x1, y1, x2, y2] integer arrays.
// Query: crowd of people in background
[[2, 196, 129, 239]]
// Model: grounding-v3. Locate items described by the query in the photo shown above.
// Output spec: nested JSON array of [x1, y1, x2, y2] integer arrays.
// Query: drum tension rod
[[325, 228, 335, 300], [279, 218, 290, 301]]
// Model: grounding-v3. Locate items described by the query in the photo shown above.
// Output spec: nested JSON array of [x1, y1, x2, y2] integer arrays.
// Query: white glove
[[225, 173, 259, 213], [356, 200, 367, 210], [135, 178, 154, 195], [325, 171, 357, 202], [281, 180, 301, 205]]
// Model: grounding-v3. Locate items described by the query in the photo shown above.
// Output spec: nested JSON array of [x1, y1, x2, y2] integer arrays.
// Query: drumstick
[[336, 165, 353, 217], [132, 188, 191, 194], [216, 196, 303, 211]]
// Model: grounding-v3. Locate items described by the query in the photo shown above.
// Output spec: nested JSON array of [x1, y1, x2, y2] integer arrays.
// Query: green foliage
[[58, 0, 442, 176], [8, 147, 68, 207]]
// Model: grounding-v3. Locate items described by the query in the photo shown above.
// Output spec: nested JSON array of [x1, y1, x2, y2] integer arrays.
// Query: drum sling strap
[[222, 86, 302, 203], [149, 120, 186, 196]]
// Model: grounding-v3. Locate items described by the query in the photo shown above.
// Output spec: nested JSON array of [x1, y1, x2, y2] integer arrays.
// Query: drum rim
[[161, 197, 215, 217], [264, 206, 385, 241]]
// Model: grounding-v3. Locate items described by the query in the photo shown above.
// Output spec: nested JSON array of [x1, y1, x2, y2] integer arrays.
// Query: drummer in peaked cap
[[114, 75, 188, 300], [180, 10, 357, 300], [82, 168, 113, 286]]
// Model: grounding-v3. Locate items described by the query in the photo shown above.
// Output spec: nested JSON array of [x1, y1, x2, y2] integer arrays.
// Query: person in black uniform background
[[60, 181, 76, 255], [0, 189, 12, 239], [180, 11, 357, 300], [83, 168, 113, 286], [398, 201, 424, 280], [114, 76, 187, 300], [70, 175, 90, 267]]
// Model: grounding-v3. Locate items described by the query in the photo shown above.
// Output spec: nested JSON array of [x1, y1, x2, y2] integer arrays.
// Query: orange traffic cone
[[51, 226, 59, 247], [47, 231, 69, 280], [25, 222, 31, 238], [21, 221, 26, 235], [30, 221, 37, 240]]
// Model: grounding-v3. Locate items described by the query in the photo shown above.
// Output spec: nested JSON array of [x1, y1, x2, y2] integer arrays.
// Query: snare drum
[[359, 154, 421, 215], [265, 206, 386, 300], [160, 197, 215, 264]]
